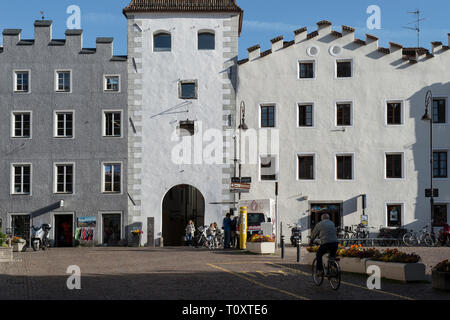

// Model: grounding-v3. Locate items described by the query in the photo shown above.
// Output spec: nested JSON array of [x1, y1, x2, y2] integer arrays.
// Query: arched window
[[154, 32, 171, 52], [198, 32, 215, 50]]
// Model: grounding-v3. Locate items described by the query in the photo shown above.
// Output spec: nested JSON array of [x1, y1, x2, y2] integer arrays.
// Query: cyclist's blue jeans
[[316, 242, 339, 271]]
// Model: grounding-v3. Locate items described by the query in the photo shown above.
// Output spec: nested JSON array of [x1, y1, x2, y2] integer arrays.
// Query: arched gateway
[[162, 185, 205, 246]]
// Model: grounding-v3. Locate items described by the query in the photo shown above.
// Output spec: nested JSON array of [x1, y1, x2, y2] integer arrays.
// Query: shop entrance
[[103, 214, 122, 246], [11, 215, 30, 245], [310, 203, 342, 230], [55, 214, 73, 247], [162, 185, 205, 246]]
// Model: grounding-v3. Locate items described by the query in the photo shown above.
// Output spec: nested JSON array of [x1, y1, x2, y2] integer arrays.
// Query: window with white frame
[[298, 104, 313, 127], [387, 101, 403, 125], [154, 32, 171, 52], [198, 32, 215, 50], [14, 71, 30, 92], [336, 154, 353, 180], [103, 111, 122, 137], [55, 164, 74, 194], [12, 164, 31, 195], [336, 102, 352, 126], [12, 112, 31, 138], [434, 151, 448, 178], [336, 60, 352, 78], [386, 153, 403, 179], [260, 155, 278, 181], [103, 163, 121, 193], [55, 112, 73, 138], [387, 204, 402, 227], [298, 154, 315, 180], [56, 71, 71, 92], [260, 105, 276, 128], [105, 75, 120, 92], [433, 98, 446, 124], [299, 60, 315, 79]]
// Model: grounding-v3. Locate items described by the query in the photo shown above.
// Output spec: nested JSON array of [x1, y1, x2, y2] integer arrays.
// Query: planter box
[[432, 271, 450, 291], [366, 260, 426, 282], [246, 242, 275, 254], [13, 242, 26, 252], [0, 246, 13, 262]]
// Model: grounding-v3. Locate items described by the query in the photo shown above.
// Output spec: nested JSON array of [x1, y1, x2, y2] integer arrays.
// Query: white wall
[[237, 26, 450, 240]]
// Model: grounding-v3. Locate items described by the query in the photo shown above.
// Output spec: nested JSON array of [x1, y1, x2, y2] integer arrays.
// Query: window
[[12, 164, 31, 195], [103, 111, 122, 137], [433, 204, 448, 227], [12, 112, 31, 138], [298, 104, 313, 127], [103, 163, 121, 193], [387, 102, 402, 125], [336, 103, 352, 126], [336, 155, 353, 180], [298, 155, 314, 180], [387, 204, 402, 227], [198, 32, 215, 50], [434, 151, 448, 178], [260, 105, 275, 128], [179, 81, 197, 99], [299, 61, 314, 79], [336, 60, 352, 78], [55, 164, 73, 194], [55, 112, 73, 138], [154, 32, 171, 52], [56, 71, 71, 92], [15, 71, 29, 92], [177, 120, 195, 136], [433, 98, 446, 124], [386, 154, 403, 179], [260, 155, 277, 181], [105, 75, 120, 92]]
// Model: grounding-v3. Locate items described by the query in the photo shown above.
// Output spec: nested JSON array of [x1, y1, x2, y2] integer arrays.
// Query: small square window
[[154, 32, 171, 52], [56, 71, 71, 92], [12, 112, 31, 138], [387, 102, 402, 125], [261, 105, 275, 128], [298, 104, 313, 127], [179, 81, 197, 99], [298, 155, 314, 180], [55, 112, 74, 138], [299, 62, 314, 79], [104, 112, 122, 137], [336, 60, 352, 78], [198, 32, 215, 50], [15, 71, 30, 92], [336, 155, 353, 180], [336, 103, 352, 126], [386, 154, 403, 179], [105, 76, 120, 92]]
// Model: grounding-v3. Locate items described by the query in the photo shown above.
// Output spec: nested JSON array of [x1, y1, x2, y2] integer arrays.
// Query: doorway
[[11, 215, 31, 244], [55, 214, 73, 247], [310, 203, 342, 230], [102, 214, 122, 246], [162, 185, 205, 246]]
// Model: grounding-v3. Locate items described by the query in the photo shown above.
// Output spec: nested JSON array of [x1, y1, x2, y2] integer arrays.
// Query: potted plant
[[246, 234, 275, 254], [432, 260, 450, 291], [12, 237, 27, 252], [0, 232, 13, 262]]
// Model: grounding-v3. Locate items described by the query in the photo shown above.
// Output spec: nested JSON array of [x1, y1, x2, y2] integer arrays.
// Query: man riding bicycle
[[309, 214, 339, 276]]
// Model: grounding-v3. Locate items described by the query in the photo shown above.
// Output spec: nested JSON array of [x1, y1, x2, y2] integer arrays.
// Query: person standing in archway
[[223, 213, 232, 249], [185, 220, 195, 247]]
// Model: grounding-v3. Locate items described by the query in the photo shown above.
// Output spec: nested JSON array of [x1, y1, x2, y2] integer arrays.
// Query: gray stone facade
[[0, 21, 128, 246]]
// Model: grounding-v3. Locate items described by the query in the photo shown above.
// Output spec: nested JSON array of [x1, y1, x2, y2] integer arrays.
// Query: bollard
[[281, 235, 285, 259], [296, 238, 301, 263]]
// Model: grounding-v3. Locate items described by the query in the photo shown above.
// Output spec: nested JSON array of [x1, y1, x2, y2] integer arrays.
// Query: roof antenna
[[403, 9, 426, 48], [40, 11, 45, 20]]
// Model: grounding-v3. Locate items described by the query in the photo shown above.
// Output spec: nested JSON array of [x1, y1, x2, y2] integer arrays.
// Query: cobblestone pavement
[[0, 246, 449, 300]]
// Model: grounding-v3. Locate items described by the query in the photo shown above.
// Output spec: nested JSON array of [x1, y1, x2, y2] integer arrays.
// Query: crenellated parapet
[[1, 20, 126, 61], [238, 20, 450, 66]]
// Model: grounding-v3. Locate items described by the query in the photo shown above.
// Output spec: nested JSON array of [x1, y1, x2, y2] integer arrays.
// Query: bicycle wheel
[[423, 234, 436, 247], [403, 233, 417, 247], [328, 260, 341, 291], [312, 259, 324, 286]]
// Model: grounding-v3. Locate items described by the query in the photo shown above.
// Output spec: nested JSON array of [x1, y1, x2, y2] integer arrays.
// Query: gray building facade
[[0, 21, 128, 247]]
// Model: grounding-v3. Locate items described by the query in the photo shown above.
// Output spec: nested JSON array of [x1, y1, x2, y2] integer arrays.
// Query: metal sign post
[[239, 207, 247, 250]]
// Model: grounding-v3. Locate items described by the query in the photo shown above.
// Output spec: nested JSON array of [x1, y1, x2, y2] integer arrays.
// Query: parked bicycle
[[402, 225, 436, 247], [312, 253, 341, 290]]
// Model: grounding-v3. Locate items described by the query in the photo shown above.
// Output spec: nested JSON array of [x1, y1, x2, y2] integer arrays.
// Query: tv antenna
[[403, 9, 426, 48], [40, 11, 45, 20]]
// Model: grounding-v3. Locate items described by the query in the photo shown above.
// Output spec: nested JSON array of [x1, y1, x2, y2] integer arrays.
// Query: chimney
[[96, 37, 114, 57], [2, 29, 21, 49], [448, 33, 450, 47], [34, 20, 52, 44], [431, 41, 443, 54], [341, 25, 355, 40], [389, 42, 403, 58], [65, 29, 83, 51], [271, 35, 284, 52], [317, 20, 332, 35], [248, 44, 260, 61], [294, 27, 307, 43], [365, 34, 378, 47]]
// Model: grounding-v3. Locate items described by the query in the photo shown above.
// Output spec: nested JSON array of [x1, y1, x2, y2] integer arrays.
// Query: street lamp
[[422, 90, 434, 233]]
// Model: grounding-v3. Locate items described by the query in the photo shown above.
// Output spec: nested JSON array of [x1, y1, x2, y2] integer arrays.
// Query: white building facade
[[124, 0, 242, 245], [237, 21, 450, 241]]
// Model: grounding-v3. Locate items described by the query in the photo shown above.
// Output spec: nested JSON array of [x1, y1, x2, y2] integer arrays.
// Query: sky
[[0, 0, 449, 58]]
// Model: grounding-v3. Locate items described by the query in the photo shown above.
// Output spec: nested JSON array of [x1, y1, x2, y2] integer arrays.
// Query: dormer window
[[198, 32, 215, 50], [154, 32, 171, 52]]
